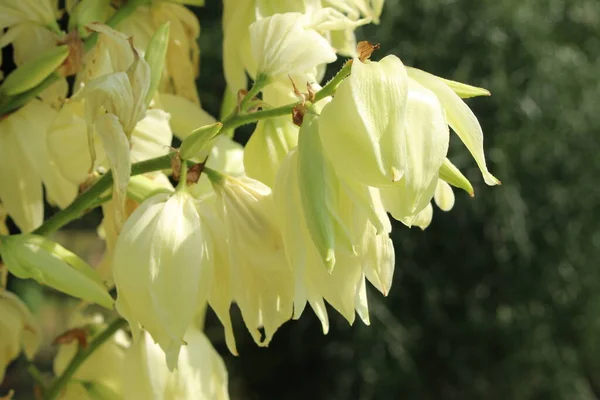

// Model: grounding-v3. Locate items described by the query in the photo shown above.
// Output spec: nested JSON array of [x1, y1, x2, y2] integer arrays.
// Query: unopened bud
[[0, 234, 113, 309], [0, 46, 69, 96], [179, 122, 223, 160], [439, 158, 475, 197]]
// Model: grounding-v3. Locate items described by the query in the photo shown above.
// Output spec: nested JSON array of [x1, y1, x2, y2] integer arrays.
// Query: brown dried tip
[[53, 328, 89, 348], [171, 153, 182, 182], [306, 82, 316, 103], [236, 89, 248, 112], [357, 41, 381, 62], [292, 105, 305, 127], [186, 162, 204, 185], [58, 30, 84, 76], [288, 76, 303, 101]]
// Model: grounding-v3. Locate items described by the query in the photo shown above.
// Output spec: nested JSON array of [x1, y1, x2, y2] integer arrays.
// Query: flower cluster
[[0, 0, 499, 398]]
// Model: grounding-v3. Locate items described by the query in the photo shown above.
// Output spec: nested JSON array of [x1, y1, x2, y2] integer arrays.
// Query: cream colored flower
[[407, 67, 500, 186], [117, 1, 201, 103], [205, 170, 294, 346], [243, 115, 298, 187], [113, 190, 205, 370], [122, 327, 229, 400], [0, 290, 40, 383], [274, 149, 394, 329], [0, 100, 77, 232]]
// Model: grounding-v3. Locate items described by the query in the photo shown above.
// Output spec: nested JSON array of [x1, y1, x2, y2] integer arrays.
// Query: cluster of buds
[[0, 0, 499, 398]]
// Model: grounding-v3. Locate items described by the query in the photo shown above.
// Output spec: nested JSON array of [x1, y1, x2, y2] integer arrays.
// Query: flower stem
[[44, 318, 127, 400], [314, 59, 353, 103], [33, 153, 176, 236]]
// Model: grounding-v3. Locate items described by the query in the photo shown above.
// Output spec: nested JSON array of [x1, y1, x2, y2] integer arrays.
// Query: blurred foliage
[[198, 0, 600, 399]]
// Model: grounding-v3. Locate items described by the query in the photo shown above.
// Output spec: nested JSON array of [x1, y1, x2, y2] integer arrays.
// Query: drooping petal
[[94, 113, 132, 230], [434, 179, 455, 212], [407, 67, 500, 186], [379, 79, 449, 221]]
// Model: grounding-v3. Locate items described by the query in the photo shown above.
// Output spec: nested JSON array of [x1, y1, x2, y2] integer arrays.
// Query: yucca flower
[[117, 1, 202, 103], [123, 327, 229, 400], [0, 290, 41, 383], [112, 189, 205, 370], [205, 170, 294, 346], [274, 149, 394, 330], [0, 100, 77, 232]]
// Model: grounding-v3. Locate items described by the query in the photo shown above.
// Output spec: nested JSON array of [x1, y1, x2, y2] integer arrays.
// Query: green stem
[[33, 153, 175, 236], [27, 364, 47, 396], [44, 318, 127, 400], [238, 74, 269, 113], [314, 59, 353, 103]]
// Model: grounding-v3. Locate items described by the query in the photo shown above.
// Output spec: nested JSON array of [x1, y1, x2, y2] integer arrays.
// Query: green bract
[[0, 235, 114, 309]]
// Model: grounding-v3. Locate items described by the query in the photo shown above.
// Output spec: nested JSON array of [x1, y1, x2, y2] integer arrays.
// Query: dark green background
[[198, 1, 600, 399]]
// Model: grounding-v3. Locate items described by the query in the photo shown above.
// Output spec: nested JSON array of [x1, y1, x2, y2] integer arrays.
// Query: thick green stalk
[[44, 318, 127, 400], [33, 154, 175, 236], [314, 60, 353, 102]]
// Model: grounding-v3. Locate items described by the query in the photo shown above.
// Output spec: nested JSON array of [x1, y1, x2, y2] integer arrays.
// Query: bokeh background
[[3, 0, 600, 398]]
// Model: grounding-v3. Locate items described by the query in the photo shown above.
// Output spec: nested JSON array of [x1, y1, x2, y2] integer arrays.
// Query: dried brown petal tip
[[57, 31, 84, 76], [53, 328, 89, 348], [357, 41, 381, 62], [306, 82, 316, 102], [186, 162, 204, 185], [292, 104, 305, 127], [171, 153, 182, 181]]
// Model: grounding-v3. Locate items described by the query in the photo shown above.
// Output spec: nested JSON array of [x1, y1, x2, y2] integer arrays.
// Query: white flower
[[406, 67, 500, 186], [249, 12, 337, 82], [122, 327, 229, 400], [0, 290, 41, 383], [243, 115, 298, 187], [0, 100, 77, 232], [206, 170, 294, 346], [274, 149, 394, 329], [117, 2, 202, 103], [112, 190, 205, 370]]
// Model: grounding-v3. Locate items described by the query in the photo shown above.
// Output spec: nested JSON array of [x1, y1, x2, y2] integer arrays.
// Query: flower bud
[[112, 190, 205, 370], [122, 327, 229, 400], [0, 290, 41, 383], [180, 122, 224, 160], [0, 45, 68, 96], [205, 170, 294, 346], [144, 22, 170, 107], [0, 234, 114, 308], [439, 158, 474, 196]]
